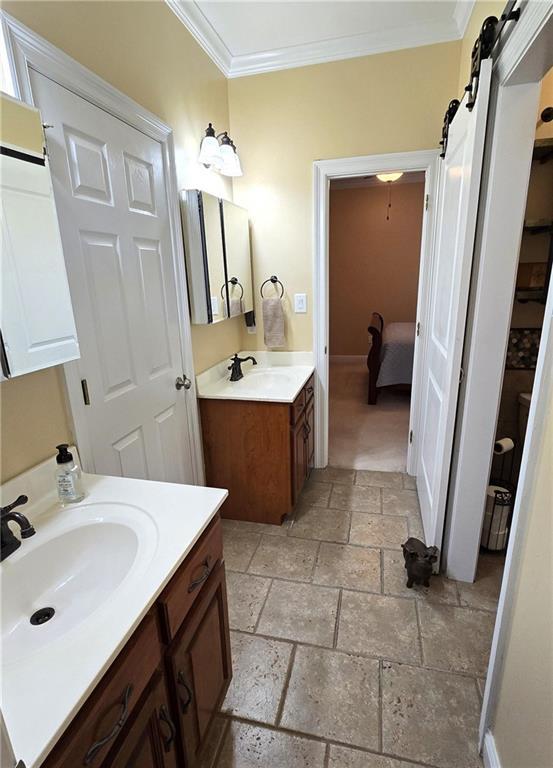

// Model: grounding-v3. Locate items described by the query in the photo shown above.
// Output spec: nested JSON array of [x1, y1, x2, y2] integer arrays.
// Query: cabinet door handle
[[83, 683, 133, 765], [177, 671, 193, 713], [158, 704, 177, 752], [187, 555, 213, 593]]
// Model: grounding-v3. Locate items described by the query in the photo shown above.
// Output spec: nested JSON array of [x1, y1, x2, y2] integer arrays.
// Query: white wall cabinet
[[1, 150, 80, 378]]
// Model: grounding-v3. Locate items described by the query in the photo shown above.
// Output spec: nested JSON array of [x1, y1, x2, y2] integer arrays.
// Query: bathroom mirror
[[181, 191, 253, 324], [181, 190, 227, 324], [221, 200, 253, 317]]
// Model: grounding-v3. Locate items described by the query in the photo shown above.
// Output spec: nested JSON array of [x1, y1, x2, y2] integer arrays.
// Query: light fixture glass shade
[[376, 172, 404, 183], [219, 144, 243, 177], [198, 135, 223, 168]]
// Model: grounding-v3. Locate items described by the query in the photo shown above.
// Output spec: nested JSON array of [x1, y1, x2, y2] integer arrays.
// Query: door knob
[[175, 375, 192, 391]]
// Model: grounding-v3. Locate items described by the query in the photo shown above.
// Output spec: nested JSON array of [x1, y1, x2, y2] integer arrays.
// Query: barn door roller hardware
[[439, 2, 521, 158], [439, 99, 460, 159], [466, 3, 521, 111]]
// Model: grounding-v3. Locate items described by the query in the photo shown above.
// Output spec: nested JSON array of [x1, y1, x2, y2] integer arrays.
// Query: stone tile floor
[[203, 469, 506, 768]]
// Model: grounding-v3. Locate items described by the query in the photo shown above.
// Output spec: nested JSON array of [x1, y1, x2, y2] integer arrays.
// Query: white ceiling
[[166, 1, 475, 78]]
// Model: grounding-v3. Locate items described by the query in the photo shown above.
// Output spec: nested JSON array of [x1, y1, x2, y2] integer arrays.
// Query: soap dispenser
[[55, 444, 85, 504]]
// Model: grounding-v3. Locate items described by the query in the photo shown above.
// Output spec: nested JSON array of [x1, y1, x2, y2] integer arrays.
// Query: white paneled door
[[417, 59, 493, 553], [29, 71, 195, 483]]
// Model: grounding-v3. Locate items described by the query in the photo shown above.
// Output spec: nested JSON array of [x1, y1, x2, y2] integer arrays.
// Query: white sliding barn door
[[29, 70, 195, 484], [417, 59, 492, 551]]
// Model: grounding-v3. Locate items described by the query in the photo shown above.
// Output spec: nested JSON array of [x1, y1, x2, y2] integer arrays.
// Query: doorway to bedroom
[[328, 171, 426, 471]]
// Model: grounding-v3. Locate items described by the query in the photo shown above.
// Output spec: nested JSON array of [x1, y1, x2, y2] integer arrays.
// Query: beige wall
[[329, 181, 425, 355], [536, 67, 553, 141], [0, 1, 242, 482], [229, 40, 462, 352], [0, 92, 44, 154], [492, 362, 552, 768]]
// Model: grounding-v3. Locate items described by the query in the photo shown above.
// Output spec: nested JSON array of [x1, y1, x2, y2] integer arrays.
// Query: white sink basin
[[197, 359, 314, 403], [1, 502, 157, 663]]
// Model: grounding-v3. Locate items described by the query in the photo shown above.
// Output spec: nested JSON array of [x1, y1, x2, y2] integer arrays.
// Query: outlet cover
[[294, 293, 307, 313]]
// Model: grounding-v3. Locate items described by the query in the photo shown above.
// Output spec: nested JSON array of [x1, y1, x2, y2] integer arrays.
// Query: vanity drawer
[[290, 388, 306, 425], [43, 611, 162, 768], [159, 517, 223, 640]]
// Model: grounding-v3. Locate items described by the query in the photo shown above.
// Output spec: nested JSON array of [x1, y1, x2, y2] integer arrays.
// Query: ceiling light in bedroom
[[375, 172, 404, 221], [376, 172, 404, 183]]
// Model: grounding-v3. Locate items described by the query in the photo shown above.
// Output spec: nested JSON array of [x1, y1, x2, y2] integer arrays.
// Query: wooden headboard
[[367, 312, 384, 404]]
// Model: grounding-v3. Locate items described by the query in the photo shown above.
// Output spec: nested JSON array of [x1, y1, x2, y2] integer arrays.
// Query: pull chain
[[386, 181, 392, 221]]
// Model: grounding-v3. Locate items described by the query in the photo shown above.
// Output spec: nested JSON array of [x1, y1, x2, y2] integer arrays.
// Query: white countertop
[[196, 351, 314, 403], [0, 457, 227, 768]]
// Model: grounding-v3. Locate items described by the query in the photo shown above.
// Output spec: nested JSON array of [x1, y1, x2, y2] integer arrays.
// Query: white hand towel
[[263, 297, 285, 348], [229, 297, 243, 317]]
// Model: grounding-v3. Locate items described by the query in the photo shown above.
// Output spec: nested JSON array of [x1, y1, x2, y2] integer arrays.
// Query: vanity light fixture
[[199, 123, 243, 177]]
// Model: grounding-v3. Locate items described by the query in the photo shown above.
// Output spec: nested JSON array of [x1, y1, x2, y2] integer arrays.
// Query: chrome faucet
[[1, 494, 35, 562], [228, 353, 257, 382]]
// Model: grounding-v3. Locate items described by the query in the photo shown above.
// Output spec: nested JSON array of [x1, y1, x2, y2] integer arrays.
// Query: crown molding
[[166, 1, 472, 79], [166, 0, 231, 76], [453, 1, 476, 38]]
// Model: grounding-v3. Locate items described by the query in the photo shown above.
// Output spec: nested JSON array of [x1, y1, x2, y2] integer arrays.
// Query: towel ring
[[260, 275, 284, 299], [221, 277, 244, 300]]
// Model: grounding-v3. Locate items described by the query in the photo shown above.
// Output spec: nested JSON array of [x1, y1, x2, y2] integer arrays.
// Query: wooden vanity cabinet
[[42, 517, 230, 768], [200, 374, 315, 524]]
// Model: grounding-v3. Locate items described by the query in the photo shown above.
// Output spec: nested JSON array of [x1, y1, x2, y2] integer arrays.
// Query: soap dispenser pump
[[55, 444, 85, 504]]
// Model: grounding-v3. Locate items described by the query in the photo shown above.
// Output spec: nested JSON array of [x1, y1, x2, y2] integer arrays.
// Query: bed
[[367, 314, 416, 404]]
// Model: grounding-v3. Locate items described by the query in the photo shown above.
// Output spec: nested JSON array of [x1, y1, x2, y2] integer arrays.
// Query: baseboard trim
[[329, 355, 366, 364], [483, 730, 502, 768]]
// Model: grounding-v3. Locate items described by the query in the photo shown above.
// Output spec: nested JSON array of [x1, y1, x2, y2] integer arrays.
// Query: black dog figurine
[[401, 537, 438, 588]]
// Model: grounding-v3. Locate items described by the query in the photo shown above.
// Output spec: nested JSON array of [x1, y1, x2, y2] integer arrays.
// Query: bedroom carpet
[[329, 358, 410, 471]]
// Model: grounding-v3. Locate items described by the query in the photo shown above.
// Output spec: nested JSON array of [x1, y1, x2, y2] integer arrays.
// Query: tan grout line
[[332, 588, 343, 649], [252, 577, 274, 634], [241, 532, 264, 573], [217, 713, 449, 768], [274, 643, 297, 727], [323, 742, 331, 768], [379, 548, 385, 595], [309, 540, 322, 582], [413, 598, 425, 667]]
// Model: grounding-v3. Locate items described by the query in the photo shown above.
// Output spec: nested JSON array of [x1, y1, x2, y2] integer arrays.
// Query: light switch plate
[[211, 295, 219, 316], [294, 293, 307, 313]]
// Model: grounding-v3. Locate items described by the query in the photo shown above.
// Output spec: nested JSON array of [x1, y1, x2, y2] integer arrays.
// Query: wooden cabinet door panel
[[168, 562, 232, 767], [305, 398, 314, 475], [292, 416, 308, 503], [107, 671, 179, 768]]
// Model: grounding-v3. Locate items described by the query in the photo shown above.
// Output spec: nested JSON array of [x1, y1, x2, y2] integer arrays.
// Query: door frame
[[313, 149, 440, 472], [1, 11, 205, 485]]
